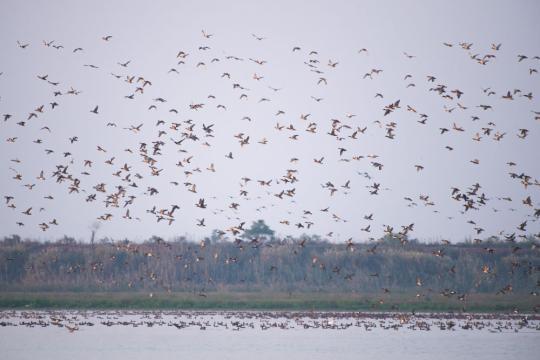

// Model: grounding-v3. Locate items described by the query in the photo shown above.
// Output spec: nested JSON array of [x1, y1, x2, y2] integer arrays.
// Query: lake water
[[0, 310, 539, 360]]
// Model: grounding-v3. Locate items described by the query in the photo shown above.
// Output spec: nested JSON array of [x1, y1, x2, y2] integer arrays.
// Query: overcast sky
[[1, 0, 539, 243]]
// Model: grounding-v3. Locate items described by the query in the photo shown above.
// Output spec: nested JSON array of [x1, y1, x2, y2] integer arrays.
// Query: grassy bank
[[0, 292, 537, 312]]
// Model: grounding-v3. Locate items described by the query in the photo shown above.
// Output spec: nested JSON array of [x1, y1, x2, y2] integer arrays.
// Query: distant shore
[[0, 292, 536, 313]]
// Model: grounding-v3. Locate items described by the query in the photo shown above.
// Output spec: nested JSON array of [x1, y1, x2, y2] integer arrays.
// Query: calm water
[[0, 311, 539, 360]]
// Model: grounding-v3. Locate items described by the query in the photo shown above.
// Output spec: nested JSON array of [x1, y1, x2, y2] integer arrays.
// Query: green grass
[[0, 291, 537, 312]]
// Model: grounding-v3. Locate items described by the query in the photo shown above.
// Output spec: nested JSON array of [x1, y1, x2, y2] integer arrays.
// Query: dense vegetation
[[1, 224, 538, 301]]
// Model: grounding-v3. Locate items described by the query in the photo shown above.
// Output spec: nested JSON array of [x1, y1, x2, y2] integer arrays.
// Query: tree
[[243, 220, 275, 239], [210, 229, 224, 244], [3, 235, 21, 246]]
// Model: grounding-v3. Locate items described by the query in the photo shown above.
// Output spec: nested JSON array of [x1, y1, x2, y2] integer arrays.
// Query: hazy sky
[[1, 0, 539, 243]]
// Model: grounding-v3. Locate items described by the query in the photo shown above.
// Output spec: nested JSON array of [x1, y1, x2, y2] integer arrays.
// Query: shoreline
[[0, 292, 537, 313]]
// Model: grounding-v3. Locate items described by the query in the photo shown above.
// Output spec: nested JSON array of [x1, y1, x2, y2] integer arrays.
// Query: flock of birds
[[0, 310, 538, 333], [1, 31, 539, 244]]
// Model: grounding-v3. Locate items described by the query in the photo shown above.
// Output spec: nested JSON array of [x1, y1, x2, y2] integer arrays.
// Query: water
[[1, 311, 539, 360]]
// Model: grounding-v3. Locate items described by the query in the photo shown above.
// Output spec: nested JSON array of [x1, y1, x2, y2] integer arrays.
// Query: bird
[[196, 198, 207, 209], [17, 40, 29, 49], [251, 34, 266, 41]]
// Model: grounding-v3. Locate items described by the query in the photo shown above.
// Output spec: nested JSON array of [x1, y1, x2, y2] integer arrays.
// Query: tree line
[[0, 222, 538, 297]]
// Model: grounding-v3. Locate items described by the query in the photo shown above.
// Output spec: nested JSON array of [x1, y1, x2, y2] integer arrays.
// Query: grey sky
[[1, 0, 539, 243]]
